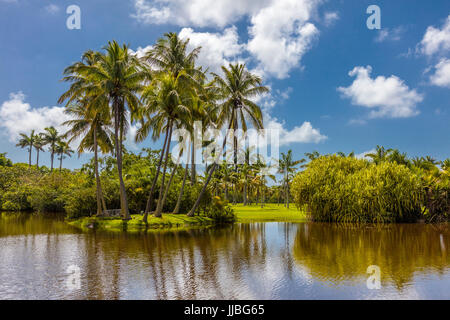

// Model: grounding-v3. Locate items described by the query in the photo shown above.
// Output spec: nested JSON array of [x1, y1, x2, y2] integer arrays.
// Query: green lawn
[[232, 203, 306, 222]]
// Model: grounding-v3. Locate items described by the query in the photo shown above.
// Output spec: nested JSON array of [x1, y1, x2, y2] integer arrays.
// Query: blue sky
[[1, 0, 450, 169]]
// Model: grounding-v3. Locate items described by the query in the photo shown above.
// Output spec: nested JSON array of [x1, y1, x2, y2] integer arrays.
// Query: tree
[[34, 134, 45, 169], [187, 63, 268, 216], [63, 102, 113, 215], [137, 71, 192, 218], [63, 41, 145, 219], [41, 127, 60, 171], [56, 140, 74, 171], [278, 149, 304, 208], [138, 32, 202, 221], [16, 130, 36, 168], [366, 145, 393, 164]]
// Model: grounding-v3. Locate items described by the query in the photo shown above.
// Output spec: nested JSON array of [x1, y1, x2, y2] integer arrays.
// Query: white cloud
[[247, 0, 319, 79], [132, 0, 270, 27], [179, 26, 245, 73], [338, 66, 423, 119], [132, 0, 322, 79], [419, 15, 450, 56], [0, 92, 71, 142], [375, 26, 403, 43], [128, 45, 152, 59], [430, 58, 450, 88], [355, 149, 375, 160], [324, 11, 339, 26], [44, 4, 60, 15], [269, 118, 327, 145]]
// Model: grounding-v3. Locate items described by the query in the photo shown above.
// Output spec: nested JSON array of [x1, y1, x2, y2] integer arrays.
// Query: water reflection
[[0, 213, 449, 299]]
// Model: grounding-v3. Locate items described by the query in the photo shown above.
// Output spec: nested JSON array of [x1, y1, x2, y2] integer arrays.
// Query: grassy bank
[[67, 204, 307, 232], [67, 214, 216, 232], [233, 204, 306, 223]]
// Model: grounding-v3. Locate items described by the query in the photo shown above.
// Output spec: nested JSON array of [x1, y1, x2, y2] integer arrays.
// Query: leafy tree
[[41, 126, 61, 171], [16, 130, 36, 168]]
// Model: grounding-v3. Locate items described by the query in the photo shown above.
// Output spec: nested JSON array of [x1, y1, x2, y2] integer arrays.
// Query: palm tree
[[366, 145, 393, 164], [16, 130, 36, 168], [137, 32, 202, 220], [278, 149, 304, 208], [62, 102, 113, 215], [34, 134, 45, 169], [41, 126, 60, 171], [137, 71, 192, 218], [62, 41, 145, 219], [56, 140, 74, 171], [187, 63, 268, 216]]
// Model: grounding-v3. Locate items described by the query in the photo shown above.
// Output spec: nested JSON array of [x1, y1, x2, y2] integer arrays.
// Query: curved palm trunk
[[173, 161, 189, 214], [160, 158, 180, 212], [113, 99, 130, 220], [187, 118, 234, 217], [143, 124, 170, 223], [154, 121, 173, 218]]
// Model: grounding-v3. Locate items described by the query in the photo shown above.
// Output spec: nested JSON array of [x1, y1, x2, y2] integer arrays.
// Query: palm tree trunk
[[243, 181, 247, 205], [191, 141, 196, 184], [160, 149, 182, 212], [154, 121, 173, 218], [36, 149, 40, 169], [94, 129, 103, 216], [187, 118, 234, 217], [114, 99, 130, 220], [28, 146, 32, 168], [173, 161, 189, 214], [286, 182, 290, 209], [143, 123, 170, 223], [50, 148, 54, 171], [59, 154, 63, 172]]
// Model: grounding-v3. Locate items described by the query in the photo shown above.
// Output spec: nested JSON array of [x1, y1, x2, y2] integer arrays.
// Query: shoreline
[[66, 204, 308, 232]]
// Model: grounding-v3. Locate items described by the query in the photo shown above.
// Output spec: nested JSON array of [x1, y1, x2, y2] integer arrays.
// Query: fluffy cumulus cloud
[[375, 26, 404, 43], [419, 15, 450, 56], [324, 11, 339, 26], [132, 0, 321, 79], [430, 58, 450, 88], [132, 0, 270, 27], [128, 45, 152, 58], [338, 66, 423, 119], [247, 0, 319, 79], [179, 27, 245, 73], [0, 92, 71, 142]]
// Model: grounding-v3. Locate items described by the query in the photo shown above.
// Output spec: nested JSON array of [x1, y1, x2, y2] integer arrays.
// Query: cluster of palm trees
[[16, 127, 73, 171], [57, 33, 268, 221]]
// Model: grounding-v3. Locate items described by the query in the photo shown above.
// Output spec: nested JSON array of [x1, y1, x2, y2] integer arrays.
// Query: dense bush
[[203, 196, 236, 223], [292, 156, 425, 223]]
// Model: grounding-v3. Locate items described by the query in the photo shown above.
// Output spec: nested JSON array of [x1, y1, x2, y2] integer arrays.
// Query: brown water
[[0, 212, 449, 299]]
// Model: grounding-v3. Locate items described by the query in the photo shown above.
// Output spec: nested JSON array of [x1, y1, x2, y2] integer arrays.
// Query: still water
[[0, 212, 449, 299]]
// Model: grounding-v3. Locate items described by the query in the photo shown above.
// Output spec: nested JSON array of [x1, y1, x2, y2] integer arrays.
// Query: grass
[[232, 203, 306, 223], [67, 213, 216, 232], [67, 203, 307, 232]]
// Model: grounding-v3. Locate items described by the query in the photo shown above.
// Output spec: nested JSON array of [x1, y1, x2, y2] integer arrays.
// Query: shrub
[[292, 156, 424, 223], [204, 196, 236, 223]]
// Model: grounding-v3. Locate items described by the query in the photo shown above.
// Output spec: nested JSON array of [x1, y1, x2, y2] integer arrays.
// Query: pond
[[0, 212, 449, 299]]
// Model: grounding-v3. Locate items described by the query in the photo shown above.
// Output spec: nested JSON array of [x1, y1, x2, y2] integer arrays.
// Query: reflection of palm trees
[[293, 223, 450, 289]]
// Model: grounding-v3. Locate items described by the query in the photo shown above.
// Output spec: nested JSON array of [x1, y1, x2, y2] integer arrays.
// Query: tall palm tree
[[62, 103, 113, 215], [16, 130, 36, 168], [41, 126, 60, 171], [187, 63, 268, 216], [138, 32, 202, 220], [34, 134, 45, 169], [137, 71, 192, 218], [56, 140, 74, 171], [61, 41, 145, 219], [278, 149, 304, 208]]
